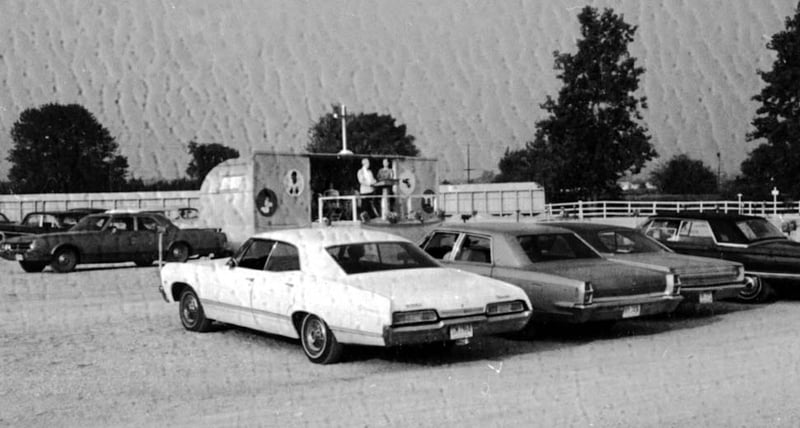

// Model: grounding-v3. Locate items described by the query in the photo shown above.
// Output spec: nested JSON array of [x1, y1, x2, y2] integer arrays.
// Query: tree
[[8, 103, 128, 193], [649, 154, 717, 194], [186, 141, 240, 185], [496, 6, 655, 201], [306, 107, 419, 156], [306, 107, 419, 194], [741, 2, 800, 198]]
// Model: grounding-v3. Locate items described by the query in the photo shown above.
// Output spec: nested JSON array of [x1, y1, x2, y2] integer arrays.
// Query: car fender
[[289, 274, 391, 346], [491, 266, 584, 314]]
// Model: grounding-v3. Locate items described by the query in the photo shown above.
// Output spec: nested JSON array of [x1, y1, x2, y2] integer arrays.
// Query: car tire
[[50, 248, 78, 273], [738, 275, 772, 303], [19, 261, 46, 273], [300, 314, 343, 364], [179, 288, 212, 332], [167, 242, 190, 263]]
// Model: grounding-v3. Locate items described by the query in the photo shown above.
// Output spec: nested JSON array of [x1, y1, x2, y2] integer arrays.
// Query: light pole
[[771, 187, 779, 216], [737, 193, 743, 214], [333, 104, 352, 155]]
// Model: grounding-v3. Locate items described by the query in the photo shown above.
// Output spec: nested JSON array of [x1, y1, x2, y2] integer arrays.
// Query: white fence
[[544, 200, 800, 220], [0, 191, 200, 222]]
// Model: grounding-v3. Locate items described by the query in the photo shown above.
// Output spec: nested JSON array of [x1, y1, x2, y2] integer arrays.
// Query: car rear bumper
[[382, 310, 532, 346], [557, 296, 682, 323], [681, 282, 744, 302]]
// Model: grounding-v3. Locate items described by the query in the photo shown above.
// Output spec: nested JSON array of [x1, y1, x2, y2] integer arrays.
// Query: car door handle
[[285, 282, 294, 288], [245, 277, 255, 282]]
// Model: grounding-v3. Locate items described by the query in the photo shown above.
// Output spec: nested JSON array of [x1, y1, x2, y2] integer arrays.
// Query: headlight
[[667, 274, 681, 295], [486, 300, 528, 315], [29, 239, 39, 251], [736, 266, 745, 281], [392, 309, 439, 326]]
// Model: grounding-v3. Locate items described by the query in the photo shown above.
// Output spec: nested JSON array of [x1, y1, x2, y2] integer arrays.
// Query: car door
[[105, 215, 137, 261], [211, 239, 275, 329], [251, 241, 301, 337], [135, 215, 160, 260]]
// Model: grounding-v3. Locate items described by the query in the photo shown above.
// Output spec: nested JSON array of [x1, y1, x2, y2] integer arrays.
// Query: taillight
[[486, 300, 527, 315], [392, 309, 439, 326], [583, 282, 594, 305], [667, 274, 681, 295]]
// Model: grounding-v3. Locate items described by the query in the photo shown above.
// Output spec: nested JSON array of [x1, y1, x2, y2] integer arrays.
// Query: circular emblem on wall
[[284, 169, 305, 197], [421, 189, 436, 214], [256, 188, 278, 217], [398, 170, 416, 196]]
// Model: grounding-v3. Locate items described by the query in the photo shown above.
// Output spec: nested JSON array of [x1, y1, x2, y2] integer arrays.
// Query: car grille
[[4, 242, 32, 252], [679, 267, 739, 287]]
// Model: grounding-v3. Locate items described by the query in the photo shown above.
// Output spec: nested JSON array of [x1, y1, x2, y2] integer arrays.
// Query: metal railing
[[544, 200, 800, 220], [317, 193, 440, 223]]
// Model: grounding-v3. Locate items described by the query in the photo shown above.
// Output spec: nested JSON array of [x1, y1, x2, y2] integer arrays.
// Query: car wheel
[[19, 261, 46, 273], [179, 288, 212, 332], [738, 275, 772, 303], [50, 248, 78, 273], [300, 314, 343, 364], [167, 242, 190, 263]]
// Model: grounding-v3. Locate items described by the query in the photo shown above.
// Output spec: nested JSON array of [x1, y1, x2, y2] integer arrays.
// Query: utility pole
[[716, 152, 721, 191], [465, 142, 475, 183]]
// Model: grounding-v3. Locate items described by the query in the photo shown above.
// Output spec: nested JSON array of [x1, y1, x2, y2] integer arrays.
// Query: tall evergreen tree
[[742, 2, 800, 198], [497, 6, 655, 201]]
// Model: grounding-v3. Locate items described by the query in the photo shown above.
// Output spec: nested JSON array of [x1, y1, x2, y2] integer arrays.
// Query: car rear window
[[326, 241, 439, 274], [517, 233, 600, 262]]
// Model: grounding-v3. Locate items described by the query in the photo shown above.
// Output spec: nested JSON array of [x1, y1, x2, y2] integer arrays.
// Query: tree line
[[3, 4, 800, 200]]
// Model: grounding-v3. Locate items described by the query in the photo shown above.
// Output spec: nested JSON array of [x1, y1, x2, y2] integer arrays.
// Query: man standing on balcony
[[357, 158, 378, 221]]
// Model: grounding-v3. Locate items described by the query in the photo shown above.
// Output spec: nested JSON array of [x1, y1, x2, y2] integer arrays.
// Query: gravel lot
[[2, 260, 800, 427]]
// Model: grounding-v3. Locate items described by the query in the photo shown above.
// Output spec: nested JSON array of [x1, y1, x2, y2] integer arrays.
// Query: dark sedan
[[0, 212, 228, 273], [550, 222, 746, 304], [640, 212, 800, 301], [420, 223, 682, 328]]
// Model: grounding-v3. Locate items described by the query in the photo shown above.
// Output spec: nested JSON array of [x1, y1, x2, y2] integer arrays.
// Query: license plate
[[622, 305, 641, 318], [449, 324, 473, 340], [15, 254, 23, 261], [699, 292, 713, 304]]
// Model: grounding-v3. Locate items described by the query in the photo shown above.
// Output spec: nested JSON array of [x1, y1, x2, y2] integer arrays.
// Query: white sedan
[[159, 227, 532, 364]]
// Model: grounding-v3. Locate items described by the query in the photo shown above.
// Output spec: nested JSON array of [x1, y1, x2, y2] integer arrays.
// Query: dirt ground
[[2, 260, 800, 427]]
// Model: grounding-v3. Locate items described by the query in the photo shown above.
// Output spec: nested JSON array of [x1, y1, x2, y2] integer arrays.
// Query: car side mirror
[[109, 226, 118, 234], [156, 225, 167, 234], [226, 258, 236, 269]]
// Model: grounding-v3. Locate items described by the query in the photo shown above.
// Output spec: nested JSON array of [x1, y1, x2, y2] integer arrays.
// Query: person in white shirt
[[357, 158, 377, 220]]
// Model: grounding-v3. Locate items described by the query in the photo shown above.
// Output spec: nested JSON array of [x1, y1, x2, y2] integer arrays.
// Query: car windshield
[[587, 229, 666, 254], [734, 218, 785, 242], [326, 241, 439, 274], [71, 215, 110, 231], [517, 233, 600, 262]]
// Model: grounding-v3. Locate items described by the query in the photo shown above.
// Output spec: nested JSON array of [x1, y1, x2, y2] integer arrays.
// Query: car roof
[[431, 221, 572, 235], [647, 212, 766, 221], [546, 221, 636, 233], [251, 227, 412, 247]]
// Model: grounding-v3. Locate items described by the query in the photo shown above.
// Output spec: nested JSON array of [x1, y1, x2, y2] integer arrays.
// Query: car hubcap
[[740, 276, 762, 300], [304, 318, 326, 357], [182, 295, 199, 325]]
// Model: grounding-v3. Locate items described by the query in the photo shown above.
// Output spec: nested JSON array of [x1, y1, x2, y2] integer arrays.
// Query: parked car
[[419, 223, 682, 329], [0, 213, 10, 223], [549, 222, 746, 304], [640, 212, 800, 301], [0, 212, 228, 273], [0, 210, 91, 242], [159, 227, 532, 364]]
